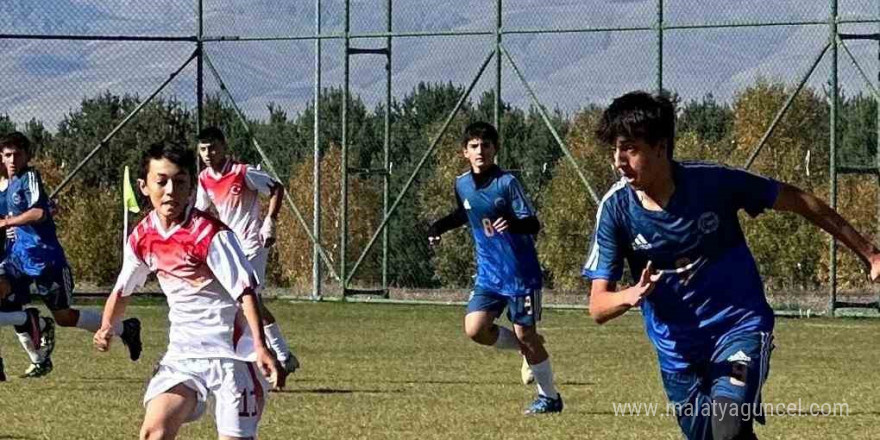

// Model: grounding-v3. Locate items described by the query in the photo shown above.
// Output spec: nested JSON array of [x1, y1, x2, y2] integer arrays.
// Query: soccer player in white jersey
[[94, 142, 280, 440], [194, 127, 298, 378]]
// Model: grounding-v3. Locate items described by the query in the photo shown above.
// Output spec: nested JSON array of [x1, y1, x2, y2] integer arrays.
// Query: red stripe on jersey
[[199, 161, 248, 211], [129, 209, 228, 285]]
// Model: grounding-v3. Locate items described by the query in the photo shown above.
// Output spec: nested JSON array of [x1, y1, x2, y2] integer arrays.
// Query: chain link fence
[[1, 1, 879, 314]]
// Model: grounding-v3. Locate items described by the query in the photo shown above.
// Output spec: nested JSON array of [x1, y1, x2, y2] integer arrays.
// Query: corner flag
[[123, 166, 140, 214]]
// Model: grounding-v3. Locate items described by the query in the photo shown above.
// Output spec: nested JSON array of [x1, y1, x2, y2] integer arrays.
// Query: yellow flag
[[123, 166, 140, 213]]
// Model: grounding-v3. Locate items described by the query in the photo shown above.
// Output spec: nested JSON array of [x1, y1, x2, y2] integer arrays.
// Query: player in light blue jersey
[[428, 122, 561, 414], [583, 92, 880, 440], [0, 132, 142, 378]]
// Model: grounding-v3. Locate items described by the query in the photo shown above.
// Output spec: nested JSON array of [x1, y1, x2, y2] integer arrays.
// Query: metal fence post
[[829, 0, 839, 316], [313, 0, 323, 300], [656, 0, 664, 92]]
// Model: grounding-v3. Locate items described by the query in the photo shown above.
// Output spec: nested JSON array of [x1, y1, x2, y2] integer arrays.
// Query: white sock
[[493, 326, 520, 350], [530, 358, 559, 399], [0, 311, 27, 327], [75, 309, 103, 332], [264, 323, 291, 360], [15, 331, 42, 363]]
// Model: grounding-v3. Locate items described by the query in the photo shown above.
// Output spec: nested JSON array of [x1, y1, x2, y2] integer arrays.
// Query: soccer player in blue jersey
[[0, 156, 55, 381], [0, 132, 143, 377], [427, 122, 562, 414], [583, 91, 880, 439]]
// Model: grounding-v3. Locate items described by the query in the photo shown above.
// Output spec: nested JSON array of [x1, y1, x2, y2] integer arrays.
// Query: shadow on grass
[[366, 379, 594, 386], [274, 388, 403, 395], [75, 376, 146, 384]]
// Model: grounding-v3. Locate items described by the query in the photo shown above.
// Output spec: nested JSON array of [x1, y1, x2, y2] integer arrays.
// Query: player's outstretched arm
[[240, 291, 281, 387], [590, 262, 659, 325], [95, 291, 130, 352], [773, 183, 880, 281], [0, 206, 45, 228], [260, 183, 283, 248]]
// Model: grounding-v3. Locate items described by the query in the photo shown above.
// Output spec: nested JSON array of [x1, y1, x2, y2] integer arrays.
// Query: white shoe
[[521, 356, 534, 385]]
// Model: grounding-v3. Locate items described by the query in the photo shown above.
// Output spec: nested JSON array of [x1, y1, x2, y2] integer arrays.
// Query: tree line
[[1, 79, 877, 294]]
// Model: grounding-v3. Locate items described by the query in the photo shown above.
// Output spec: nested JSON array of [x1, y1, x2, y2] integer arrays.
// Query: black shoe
[[14, 308, 42, 351], [40, 317, 56, 360], [120, 318, 142, 361], [0, 357, 6, 382], [20, 358, 53, 379]]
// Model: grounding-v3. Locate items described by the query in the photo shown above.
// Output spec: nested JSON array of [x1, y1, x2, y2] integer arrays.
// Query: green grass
[[1, 301, 879, 439]]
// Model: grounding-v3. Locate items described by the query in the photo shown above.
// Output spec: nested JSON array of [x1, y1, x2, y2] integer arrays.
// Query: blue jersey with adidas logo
[[582, 161, 778, 372], [455, 167, 542, 296], [5, 168, 67, 277]]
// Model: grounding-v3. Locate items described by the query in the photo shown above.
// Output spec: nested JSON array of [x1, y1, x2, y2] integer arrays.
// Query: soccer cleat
[[14, 308, 42, 351], [120, 318, 142, 361], [281, 352, 300, 375], [524, 394, 563, 415], [21, 358, 53, 379], [0, 357, 6, 382], [521, 356, 534, 385], [40, 317, 56, 360]]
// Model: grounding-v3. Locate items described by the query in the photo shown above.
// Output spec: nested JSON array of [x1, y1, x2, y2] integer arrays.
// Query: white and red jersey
[[195, 160, 276, 257], [113, 208, 261, 362]]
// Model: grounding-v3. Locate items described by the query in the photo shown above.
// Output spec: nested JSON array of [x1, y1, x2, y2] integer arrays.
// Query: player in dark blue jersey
[[0, 157, 56, 381], [428, 122, 561, 414], [0, 132, 142, 377], [583, 92, 880, 440]]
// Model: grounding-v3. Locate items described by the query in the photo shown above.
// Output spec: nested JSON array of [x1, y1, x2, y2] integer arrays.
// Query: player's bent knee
[[514, 326, 540, 346], [140, 424, 178, 440]]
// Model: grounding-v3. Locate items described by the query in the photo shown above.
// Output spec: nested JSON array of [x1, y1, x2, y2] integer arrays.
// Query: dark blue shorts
[[2, 262, 74, 312], [660, 331, 774, 440], [466, 288, 542, 327]]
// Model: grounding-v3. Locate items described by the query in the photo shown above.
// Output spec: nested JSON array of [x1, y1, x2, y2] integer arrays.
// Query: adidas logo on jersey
[[631, 233, 653, 250]]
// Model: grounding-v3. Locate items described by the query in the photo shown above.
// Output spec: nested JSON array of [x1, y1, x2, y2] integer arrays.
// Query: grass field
[[1, 299, 879, 439]]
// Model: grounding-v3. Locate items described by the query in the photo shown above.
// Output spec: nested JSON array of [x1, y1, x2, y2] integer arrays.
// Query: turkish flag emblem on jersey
[[230, 183, 243, 195]]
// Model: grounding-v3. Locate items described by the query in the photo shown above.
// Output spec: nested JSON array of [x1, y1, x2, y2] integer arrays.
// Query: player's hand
[[0, 276, 9, 301], [259, 217, 276, 248], [868, 252, 880, 282], [492, 217, 508, 233], [256, 346, 284, 389], [428, 235, 442, 247], [627, 261, 659, 306], [93, 326, 114, 352]]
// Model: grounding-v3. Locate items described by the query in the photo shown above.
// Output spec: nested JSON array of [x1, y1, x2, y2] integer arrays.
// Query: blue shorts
[[466, 288, 542, 327], [660, 331, 774, 440], [1, 261, 74, 312]]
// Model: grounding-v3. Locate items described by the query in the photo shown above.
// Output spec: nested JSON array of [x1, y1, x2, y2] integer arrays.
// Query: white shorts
[[144, 358, 269, 438], [248, 247, 269, 294]]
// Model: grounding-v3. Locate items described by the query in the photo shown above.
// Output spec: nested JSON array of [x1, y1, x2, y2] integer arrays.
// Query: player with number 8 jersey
[[427, 122, 561, 415]]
